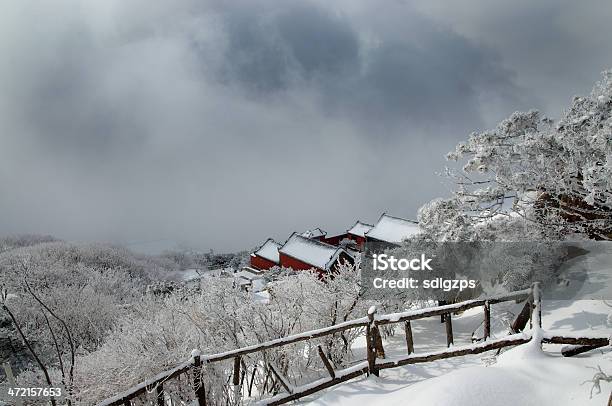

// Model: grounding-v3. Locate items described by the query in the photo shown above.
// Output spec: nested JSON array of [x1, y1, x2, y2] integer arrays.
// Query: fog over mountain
[[1, 0, 611, 251]]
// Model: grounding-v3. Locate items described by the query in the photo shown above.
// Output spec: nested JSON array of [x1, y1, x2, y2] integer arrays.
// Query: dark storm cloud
[[219, 2, 360, 92], [213, 1, 519, 135], [1, 0, 610, 251]]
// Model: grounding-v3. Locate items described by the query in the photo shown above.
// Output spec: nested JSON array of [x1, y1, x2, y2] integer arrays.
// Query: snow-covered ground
[[305, 299, 610, 406], [311, 300, 612, 406], [311, 342, 610, 406], [302, 243, 612, 406]]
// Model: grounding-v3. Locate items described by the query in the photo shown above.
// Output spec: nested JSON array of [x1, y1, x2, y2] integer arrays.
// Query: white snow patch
[[347, 221, 373, 238], [301, 228, 327, 239], [279, 233, 349, 270], [365, 214, 420, 244], [253, 239, 281, 264], [307, 299, 612, 406]]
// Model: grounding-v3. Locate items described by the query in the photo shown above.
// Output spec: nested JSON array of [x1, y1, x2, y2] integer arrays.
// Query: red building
[[278, 233, 354, 275], [250, 238, 281, 270], [321, 233, 349, 246], [346, 221, 374, 250], [365, 213, 420, 247], [319, 221, 373, 251]]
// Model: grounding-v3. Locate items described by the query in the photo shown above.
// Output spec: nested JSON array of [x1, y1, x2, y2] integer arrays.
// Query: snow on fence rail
[[96, 284, 610, 406]]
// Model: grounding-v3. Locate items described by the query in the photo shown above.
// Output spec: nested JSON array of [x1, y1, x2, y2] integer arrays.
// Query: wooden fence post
[[529, 282, 543, 351], [445, 313, 454, 347], [155, 383, 164, 406], [438, 300, 447, 322], [192, 349, 207, 406], [373, 328, 386, 359], [240, 359, 247, 388], [496, 293, 533, 355], [268, 363, 293, 394], [511, 296, 532, 333], [528, 290, 535, 329], [262, 367, 271, 394], [366, 306, 380, 377], [248, 365, 257, 397], [483, 301, 491, 341], [317, 345, 336, 379], [532, 282, 542, 329], [404, 321, 414, 354], [232, 356, 241, 404]]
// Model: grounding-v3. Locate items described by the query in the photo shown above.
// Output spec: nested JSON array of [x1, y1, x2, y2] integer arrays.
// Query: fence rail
[[97, 283, 610, 406]]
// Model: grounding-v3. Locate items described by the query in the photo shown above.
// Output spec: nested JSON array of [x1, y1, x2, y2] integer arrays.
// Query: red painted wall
[[250, 255, 277, 271], [321, 233, 349, 246], [347, 234, 366, 250], [279, 252, 355, 275], [279, 252, 321, 272], [321, 234, 367, 250]]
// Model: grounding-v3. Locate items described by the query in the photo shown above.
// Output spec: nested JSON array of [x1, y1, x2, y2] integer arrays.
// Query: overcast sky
[[1, 0, 612, 252]]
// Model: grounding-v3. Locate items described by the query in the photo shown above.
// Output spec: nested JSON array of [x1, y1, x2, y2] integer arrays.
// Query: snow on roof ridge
[[378, 212, 418, 224], [301, 227, 327, 238], [347, 220, 374, 237], [252, 238, 281, 263], [353, 220, 374, 227], [365, 212, 420, 243]]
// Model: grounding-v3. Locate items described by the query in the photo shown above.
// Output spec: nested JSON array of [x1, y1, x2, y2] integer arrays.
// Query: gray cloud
[[219, 2, 360, 92], [0, 0, 609, 251], [212, 1, 520, 135], [413, 0, 612, 117]]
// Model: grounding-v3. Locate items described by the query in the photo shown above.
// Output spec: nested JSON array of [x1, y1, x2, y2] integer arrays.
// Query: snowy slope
[[302, 241, 612, 406], [307, 300, 611, 406], [311, 346, 610, 406]]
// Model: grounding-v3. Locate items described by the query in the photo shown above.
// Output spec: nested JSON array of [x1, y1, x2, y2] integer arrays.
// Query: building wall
[[250, 255, 277, 270], [321, 233, 349, 246], [279, 252, 356, 279], [323, 233, 368, 251], [364, 237, 400, 254], [278, 252, 321, 272], [347, 234, 366, 250]]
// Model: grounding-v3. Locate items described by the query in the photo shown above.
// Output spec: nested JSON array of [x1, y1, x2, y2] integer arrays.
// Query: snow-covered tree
[[425, 70, 612, 242], [412, 70, 612, 293], [70, 263, 369, 404], [0, 241, 154, 403]]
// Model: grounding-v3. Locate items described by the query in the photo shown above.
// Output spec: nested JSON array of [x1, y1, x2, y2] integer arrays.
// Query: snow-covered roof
[[234, 270, 264, 281], [300, 228, 327, 239], [279, 233, 351, 271], [365, 214, 420, 244], [241, 266, 264, 275], [251, 239, 281, 263], [347, 221, 374, 237]]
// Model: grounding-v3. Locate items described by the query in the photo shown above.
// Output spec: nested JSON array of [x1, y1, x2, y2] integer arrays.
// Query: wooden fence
[[97, 283, 610, 406]]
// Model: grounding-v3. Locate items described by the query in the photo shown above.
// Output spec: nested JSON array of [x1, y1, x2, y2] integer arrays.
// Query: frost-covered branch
[[581, 365, 612, 399]]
